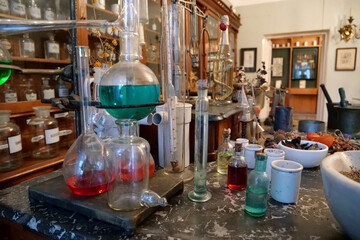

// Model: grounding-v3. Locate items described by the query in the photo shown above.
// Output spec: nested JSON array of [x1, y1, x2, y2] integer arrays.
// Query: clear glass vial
[[43, 2, 55, 20], [57, 78, 69, 98], [216, 128, 234, 174], [45, 34, 60, 60], [0, 0, 10, 14], [0, 110, 23, 172], [3, 83, 17, 103], [20, 34, 35, 58], [10, 0, 26, 18], [245, 153, 270, 217], [227, 142, 247, 190], [28, 0, 41, 20], [41, 77, 55, 100], [24, 79, 37, 101], [28, 106, 59, 159]]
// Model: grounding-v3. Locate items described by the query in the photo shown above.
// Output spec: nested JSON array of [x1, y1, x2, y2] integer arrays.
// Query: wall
[[235, 0, 360, 122]]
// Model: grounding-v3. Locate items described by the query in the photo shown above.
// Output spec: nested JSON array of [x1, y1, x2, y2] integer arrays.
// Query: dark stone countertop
[[0, 162, 350, 240]]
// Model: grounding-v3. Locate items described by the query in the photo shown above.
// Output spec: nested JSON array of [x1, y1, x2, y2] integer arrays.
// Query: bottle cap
[[234, 142, 242, 152], [256, 152, 267, 161]]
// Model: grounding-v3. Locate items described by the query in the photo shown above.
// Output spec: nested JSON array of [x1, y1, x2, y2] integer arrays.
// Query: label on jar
[[58, 88, 69, 97], [11, 2, 25, 16], [44, 9, 55, 20], [54, 112, 69, 118], [58, 129, 72, 137], [29, 6, 41, 19], [45, 128, 59, 144], [25, 92, 37, 101], [48, 43, 60, 54], [24, 42, 35, 53], [31, 135, 44, 143], [5, 93, 17, 103], [0, 0, 9, 12], [8, 134, 22, 154], [0, 143, 8, 150], [43, 89, 55, 99]]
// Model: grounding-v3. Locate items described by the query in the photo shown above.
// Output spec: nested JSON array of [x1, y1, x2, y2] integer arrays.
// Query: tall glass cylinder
[[188, 80, 212, 202], [62, 46, 110, 196]]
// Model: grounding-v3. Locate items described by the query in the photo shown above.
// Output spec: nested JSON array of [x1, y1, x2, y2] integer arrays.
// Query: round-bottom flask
[[0, 110, 23, 172], [28, 106, 59, 159], [106, 120, 166, 211]]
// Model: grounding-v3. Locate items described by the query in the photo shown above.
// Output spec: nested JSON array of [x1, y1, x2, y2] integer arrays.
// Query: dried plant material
[[341, 166, 360, 183]]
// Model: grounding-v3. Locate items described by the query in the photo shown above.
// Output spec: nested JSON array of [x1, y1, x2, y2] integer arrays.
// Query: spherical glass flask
[[0, 110, 23, 172], [106, 120, 166, 211], [0, 42, 12, 86], [99, 61, 160, 121]]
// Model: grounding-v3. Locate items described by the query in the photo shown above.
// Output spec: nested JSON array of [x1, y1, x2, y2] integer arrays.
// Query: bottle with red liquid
[[62, 46, 111, 196], [106, 120, 166, 211], [227, 142, 247, 190]]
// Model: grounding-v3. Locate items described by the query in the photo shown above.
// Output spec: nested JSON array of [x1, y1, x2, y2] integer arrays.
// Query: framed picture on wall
[[240, 48, 257, 72], [335, 48, 357, 71], [272, 57, 284, 77], [291, 47, 318, 80]]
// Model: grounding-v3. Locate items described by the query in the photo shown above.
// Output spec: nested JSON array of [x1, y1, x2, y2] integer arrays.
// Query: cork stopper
[[256, 152, 267, 161], [223, 128, 231, 137], [234, 142, 243, 152]]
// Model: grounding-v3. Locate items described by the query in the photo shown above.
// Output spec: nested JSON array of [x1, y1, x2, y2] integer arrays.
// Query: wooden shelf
[[288, 88, 318, 95], [12, 57, 71, 64], [86, 4, 118, 21], [0, 100, 55, 115], [0, 148, 67, 190], [0, 13, 26, 20]]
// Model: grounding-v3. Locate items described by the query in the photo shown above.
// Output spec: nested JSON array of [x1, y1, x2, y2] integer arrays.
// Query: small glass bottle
[[0, 110, 23, 172], [10, 0, 26, 18], [28, 106, 59, 159], [24, 80, 37, 101], [45, 34, 60, 60], [41, 77, 55, 100], [28, 0, 41, 20], [0, 0, 10, 15], [216, 128, 234, 174], [188, 79, 212, 203], [43, 2, 56, 20], [245, 153, 270, 217], [57, 78, 69, 98], [3, 83, 17, 103], [227, 142, 247, 190], [20, 34, 35, 58]]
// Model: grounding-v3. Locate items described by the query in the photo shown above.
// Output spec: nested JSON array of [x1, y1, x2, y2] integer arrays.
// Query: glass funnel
[[62, 46, 111, 196], [0, 42, 12, 86], [99, 0, 160, 121]]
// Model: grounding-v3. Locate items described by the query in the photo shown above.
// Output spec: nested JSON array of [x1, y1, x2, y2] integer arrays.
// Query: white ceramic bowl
[[321, 151, 360, 239], [278, 140, 328, 168]]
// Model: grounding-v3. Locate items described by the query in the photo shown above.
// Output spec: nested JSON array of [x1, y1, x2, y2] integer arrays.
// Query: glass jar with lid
[[10, 0, 26, 18], [0, 110, 23, 172], [28, 106, 59, 159], [0, 0, 10, 15]]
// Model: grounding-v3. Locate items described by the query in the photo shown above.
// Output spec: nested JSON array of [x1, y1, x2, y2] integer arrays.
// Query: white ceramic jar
[[244, 144, 263, 169], [264, 148, 285, 180]]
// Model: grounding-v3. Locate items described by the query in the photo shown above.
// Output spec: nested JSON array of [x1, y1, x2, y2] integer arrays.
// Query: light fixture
[[339, 10, 360, 42]]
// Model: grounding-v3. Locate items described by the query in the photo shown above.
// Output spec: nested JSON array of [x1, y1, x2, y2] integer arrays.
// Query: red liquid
[[66, 170, 109, 196], [227, 165, 247, 190], [120, 157, 155, 182], [149, 156, 155, 178]]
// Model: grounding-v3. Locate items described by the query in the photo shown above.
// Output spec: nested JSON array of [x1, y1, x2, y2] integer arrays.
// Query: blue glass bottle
[[244, 152, 269, 217]]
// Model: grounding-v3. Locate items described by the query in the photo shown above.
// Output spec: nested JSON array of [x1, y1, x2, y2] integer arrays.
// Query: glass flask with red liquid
[[62, 46, 111, 196], [105, 120, 167, 211], [227, 142, 247, 191]]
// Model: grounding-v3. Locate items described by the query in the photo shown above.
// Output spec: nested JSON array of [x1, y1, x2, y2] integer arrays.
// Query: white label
[[26, 92, 37, 101], [0, 144, 8, 150], [8, 134, 22, 154], [0, 0, 9, 12], [11, 2, 25, 16], [48, 43, 60, 54], [31, 135, 44, 143], [45, 128, 59, 144], [54, 112, 69, 118], [24, 42, 35, 53], [59, 129, 72, 137], [58, 88, 69, 97], [5, 93, 17, 103], [43, 89, 55, 99], [299, 80, 306, 89], [29, 6, 41, 19], [275, 80, 282, 89], [44, 10, 55, 20]]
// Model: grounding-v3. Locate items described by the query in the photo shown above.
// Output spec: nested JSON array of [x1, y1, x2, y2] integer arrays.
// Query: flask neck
[[198, 88, 208, 99], [254, 159, 267, 172], [119, 34, 140, 61], [116, 119, 138, 137], [218, 29, 229, 53]]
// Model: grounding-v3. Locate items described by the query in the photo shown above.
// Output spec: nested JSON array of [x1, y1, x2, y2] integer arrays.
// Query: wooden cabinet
[[271, 35, 323, 115]]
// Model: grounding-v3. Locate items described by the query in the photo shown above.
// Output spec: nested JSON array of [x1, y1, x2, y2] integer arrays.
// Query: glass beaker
[[63, 46, 110, 196], [0, 110, 23, 172], [28, 106, 59, 159], [99, 0, 160, 121], [106, 120, 166, 211]]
